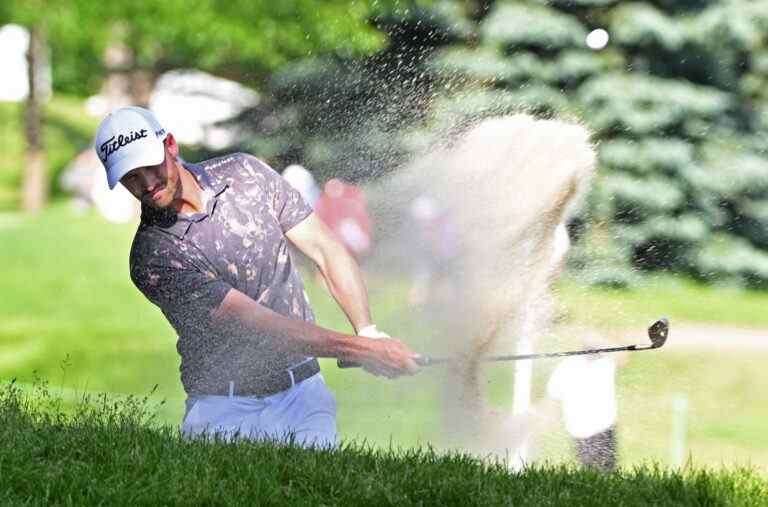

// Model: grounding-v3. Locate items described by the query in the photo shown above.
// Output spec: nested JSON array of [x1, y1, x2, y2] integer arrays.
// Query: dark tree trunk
[[21, 23, 48, 212], [102, 27, 154, 108]]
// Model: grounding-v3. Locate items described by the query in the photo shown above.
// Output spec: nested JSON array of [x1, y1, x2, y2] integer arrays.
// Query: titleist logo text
[[100, 129, 148, 161]]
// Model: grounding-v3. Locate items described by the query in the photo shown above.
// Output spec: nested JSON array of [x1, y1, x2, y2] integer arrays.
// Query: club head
[[648, 318, 669, 348]]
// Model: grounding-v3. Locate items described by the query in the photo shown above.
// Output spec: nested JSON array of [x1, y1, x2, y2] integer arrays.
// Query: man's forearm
[[210, 288, 376, 361], [284, 213, 374, 333], [316, 243, 373, 333]]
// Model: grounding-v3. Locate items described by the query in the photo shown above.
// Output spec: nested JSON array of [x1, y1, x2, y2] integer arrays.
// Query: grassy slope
[[2, 206, 768, 472], [2, 383, 766, 506]]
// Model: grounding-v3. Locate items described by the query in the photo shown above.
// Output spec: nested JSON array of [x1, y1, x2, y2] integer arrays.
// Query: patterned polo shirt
[[129, 153, 316, 395]]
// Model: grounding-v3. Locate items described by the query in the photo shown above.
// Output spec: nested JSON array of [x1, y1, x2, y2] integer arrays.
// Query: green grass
[[556, 275, 768, 328], [0, 96, 100, 210], [2, 206, 768, 472], [2, 382, 766, 506], [0, 204, 179, 397]]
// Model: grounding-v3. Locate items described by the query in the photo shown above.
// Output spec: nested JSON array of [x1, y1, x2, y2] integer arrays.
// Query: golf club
[[338, 318, 669, 369]]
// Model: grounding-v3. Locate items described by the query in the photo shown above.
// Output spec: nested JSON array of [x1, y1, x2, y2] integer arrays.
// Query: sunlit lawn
[[2, 205, 768, 470], [556, 276, 768, 329]]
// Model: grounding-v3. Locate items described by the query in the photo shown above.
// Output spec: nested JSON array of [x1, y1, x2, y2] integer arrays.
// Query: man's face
[[120, 140, 181, 210]]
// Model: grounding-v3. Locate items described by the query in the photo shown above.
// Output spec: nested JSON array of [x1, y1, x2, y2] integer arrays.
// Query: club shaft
[[421, 344, 650, 366], [338, 316, 667, 369]]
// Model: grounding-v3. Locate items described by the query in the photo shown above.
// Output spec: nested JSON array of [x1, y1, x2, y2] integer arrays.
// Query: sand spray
[[369, 113, 596, 460]]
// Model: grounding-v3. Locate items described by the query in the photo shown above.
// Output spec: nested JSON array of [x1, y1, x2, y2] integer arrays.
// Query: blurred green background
[[2, 0, 768, 471], [2, 208, 767, 470]]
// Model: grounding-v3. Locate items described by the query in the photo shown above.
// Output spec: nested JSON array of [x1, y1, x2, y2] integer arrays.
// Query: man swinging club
[[94, 106, 419, 447]]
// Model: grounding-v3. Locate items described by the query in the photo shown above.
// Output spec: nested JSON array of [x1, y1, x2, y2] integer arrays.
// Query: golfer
[[94, 106, 419, 447]]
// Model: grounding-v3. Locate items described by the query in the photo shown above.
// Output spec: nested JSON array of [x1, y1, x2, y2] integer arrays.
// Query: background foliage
[[3, 0, 768, 287], [0, 0, 387, 95], [233, 0, 768, 288]]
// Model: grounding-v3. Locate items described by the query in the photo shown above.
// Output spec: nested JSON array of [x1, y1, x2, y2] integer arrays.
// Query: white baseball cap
[[94, 106, 168, 189]]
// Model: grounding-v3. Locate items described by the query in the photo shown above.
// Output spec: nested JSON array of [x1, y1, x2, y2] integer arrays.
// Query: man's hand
[[359, 336, 420, 378], [355, 325, 420, 378]]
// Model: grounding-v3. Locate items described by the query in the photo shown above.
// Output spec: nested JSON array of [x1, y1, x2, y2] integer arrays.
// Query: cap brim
[[106, 148, 165, 190]]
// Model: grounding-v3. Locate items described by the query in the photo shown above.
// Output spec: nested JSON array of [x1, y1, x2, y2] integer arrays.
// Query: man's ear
[[165, 133, 180, 159]]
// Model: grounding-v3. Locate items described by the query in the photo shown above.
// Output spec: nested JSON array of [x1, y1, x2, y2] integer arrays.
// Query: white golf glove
[[357, 324, 393, 376], [357, 324, 390, 339]]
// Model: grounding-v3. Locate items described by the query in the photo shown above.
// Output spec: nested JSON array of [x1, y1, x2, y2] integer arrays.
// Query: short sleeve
[[130, 240, 232, 320], [244, 155, 312, 232]]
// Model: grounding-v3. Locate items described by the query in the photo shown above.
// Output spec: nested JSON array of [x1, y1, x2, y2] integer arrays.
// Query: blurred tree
[[229, 0, 768, 288], [4, 0, 768, 286], [0, 0, 390, 209], [2, 0, 390, 95], [3, 0, 58, 212], [21, 21, 48, 212], [235, 1, 469, 181], [94, 0, 389, 101], [442, 0, 768, 288], [574, 0, 768, 287]]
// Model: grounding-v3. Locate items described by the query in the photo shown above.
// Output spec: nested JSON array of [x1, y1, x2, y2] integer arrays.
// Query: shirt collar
[[185, 161, 228, 196], [140, 161, 229, 240]]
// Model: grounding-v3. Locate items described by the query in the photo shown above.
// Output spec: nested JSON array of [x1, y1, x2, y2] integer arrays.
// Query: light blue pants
[[181, 373, 337, 448]]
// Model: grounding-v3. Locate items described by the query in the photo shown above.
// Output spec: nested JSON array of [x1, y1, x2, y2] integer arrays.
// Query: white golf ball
[[586, 29, 609, 50]]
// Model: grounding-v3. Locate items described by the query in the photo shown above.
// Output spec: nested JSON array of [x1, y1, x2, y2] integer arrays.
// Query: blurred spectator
[[314, 178, 372, 261], [59, 148, 139, 223], [407, 195, 458, 306], [546, 337, 626, 471], [282, 164, 321, 208]]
